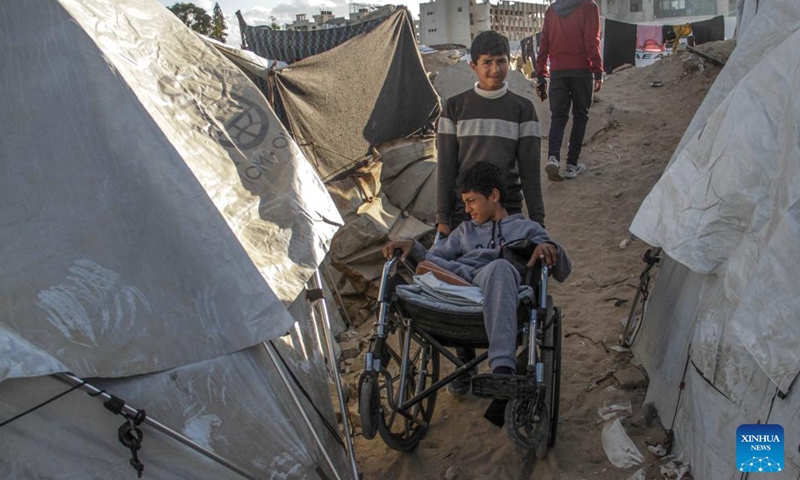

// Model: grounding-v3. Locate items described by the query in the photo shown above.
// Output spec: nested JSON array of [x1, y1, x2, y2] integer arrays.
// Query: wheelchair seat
[[358, 256, 561, 455], [394, 281, 534, 348]]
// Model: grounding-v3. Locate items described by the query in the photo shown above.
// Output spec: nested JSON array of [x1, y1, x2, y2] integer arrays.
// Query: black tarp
[[603, 18, 637, 73], [242, 15, 388, 64], [690, 15, 725, 45], [274, 9, 440, 181]]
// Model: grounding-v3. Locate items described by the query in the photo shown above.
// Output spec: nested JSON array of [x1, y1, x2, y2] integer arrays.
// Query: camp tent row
[[0, 1, 358, 479], [630, 1, 800, 478]]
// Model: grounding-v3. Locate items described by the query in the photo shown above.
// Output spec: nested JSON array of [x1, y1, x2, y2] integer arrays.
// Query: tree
[[168, 3, 213, 36], [211, 3, 227, 42], [269, 16, 281, 31]]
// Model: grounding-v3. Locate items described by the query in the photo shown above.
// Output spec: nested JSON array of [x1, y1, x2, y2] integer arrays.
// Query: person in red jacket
[[535, 0, 603, 181]]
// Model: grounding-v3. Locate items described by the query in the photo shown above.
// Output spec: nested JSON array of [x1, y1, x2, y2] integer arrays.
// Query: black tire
[[622, 281, 646, 347], [358, 374, 379, 440], [548, 307, 562, 447], [375, 321, 440, 452], [504, 397, 550, 452]]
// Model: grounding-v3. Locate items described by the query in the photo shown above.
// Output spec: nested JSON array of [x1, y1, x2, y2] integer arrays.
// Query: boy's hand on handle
[[594, 79, 603, 93], [527, 242, 558, 268], [382, 238, 415, 261]]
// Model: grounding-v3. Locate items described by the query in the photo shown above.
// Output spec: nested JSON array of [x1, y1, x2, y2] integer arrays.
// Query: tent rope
[[269, 341, 347, 451], [0, 379, 87, 428]]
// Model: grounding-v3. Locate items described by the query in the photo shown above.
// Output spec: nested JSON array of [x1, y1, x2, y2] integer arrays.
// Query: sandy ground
[[344, 42, 734, 480]]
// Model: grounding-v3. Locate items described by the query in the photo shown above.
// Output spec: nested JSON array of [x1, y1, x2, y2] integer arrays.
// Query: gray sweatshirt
[[410, 214, 571, 283]]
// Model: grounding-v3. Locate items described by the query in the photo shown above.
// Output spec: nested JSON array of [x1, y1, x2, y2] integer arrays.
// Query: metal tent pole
[[309, 269, 360, 480], [53, 373, 258, 480], [262, 341, 345, 480]]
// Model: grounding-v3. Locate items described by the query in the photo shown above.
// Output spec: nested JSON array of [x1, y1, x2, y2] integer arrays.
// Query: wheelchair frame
[[358, 253, 562, 455]]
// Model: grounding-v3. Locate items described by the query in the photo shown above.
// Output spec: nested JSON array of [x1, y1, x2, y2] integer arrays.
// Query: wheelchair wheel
[[358, 374, 380, 440], [504, 396, 550, 457], [545, 307, 562, 447], [375, 319, 440, 452]]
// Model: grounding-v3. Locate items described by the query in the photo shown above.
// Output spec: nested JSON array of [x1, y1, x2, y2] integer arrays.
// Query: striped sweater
[[436, 85, 544, 226]]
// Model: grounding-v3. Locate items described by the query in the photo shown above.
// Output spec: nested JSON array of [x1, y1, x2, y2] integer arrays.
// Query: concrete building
[[597, 0, 738, 22], [285, 5, 394, 31], [418, 0, 549, 47]]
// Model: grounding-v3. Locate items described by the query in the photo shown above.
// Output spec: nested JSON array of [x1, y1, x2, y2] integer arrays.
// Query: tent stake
[[309, 269, 361, 480], [53, 373, 258, 480]]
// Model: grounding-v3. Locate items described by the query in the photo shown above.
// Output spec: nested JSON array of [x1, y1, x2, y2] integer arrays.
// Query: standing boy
[[436, 30, 544, 236], [435, 31, 544, 393], [535, 0, 603, 181]]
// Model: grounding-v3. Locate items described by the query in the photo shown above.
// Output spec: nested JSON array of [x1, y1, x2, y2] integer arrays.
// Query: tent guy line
[[55, 373, 259, 480]]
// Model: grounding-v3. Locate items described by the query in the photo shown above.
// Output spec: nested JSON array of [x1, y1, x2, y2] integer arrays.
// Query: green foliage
[[168, 2, 213, 36], [270, 22, 282, 31], [211, 3, 227, 42]]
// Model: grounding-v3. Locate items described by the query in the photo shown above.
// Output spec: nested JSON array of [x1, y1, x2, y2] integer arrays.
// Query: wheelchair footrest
[[471, 373, 538, 400]]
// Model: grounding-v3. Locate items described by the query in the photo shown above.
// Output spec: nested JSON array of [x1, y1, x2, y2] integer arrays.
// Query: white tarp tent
[[0, 1, 353, 478], [629, 1, 800, 478]]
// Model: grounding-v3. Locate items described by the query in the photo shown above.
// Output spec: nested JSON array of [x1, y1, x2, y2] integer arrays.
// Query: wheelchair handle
[[539, 264, 549, 309]]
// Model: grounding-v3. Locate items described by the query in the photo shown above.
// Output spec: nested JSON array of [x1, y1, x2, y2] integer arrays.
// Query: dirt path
[[349, 42, 733, 480]]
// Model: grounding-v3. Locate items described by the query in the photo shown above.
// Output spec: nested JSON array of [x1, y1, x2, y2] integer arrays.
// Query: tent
[[270, 9, 440, 182], [0, 1, 357, 478], [629, 1, 800, 478]]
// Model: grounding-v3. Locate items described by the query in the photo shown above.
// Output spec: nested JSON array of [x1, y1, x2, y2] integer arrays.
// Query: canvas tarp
[[274, 9, 440, 182], [629, 1, 800, 477], [1, 1, 350, 478]]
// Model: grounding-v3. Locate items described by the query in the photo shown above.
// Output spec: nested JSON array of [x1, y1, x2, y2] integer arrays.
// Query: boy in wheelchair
[[382, 162, 571, 379]]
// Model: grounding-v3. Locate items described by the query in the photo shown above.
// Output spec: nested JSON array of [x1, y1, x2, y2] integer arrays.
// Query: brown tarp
[[274, 9, 440, 181]]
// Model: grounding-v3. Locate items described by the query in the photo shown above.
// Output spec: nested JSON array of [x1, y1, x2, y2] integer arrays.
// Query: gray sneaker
[[545, 156, 564, 182], [563, 163, 586, 179]]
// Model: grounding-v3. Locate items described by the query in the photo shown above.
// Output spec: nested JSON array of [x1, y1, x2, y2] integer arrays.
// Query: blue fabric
[[243, 18, 387, 64]]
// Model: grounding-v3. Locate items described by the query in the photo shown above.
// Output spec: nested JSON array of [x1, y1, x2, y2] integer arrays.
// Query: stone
[[614, 367, 648, 390], [340, 339, 360, 360], [444, 466, 457, 480]]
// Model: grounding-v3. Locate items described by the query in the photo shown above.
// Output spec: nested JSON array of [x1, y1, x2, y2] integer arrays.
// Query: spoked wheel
[[375, 318, 440, 451], [504, 396, 550, 458], [622, 283, 647, 347]]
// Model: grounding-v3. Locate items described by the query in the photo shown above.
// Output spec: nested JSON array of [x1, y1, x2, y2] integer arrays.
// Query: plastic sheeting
[[629, 2, 800, 478], [630, 1, 800, 394], [0, 0, 341, 382], [0, 295, 350, 479], [1, 2, 351, 477], [274, 9, 440, 181]]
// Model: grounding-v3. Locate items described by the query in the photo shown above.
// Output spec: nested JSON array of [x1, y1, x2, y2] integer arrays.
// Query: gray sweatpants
[[471, 259, 521, 371]]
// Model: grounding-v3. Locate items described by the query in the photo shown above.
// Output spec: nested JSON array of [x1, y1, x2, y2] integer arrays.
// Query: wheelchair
[[357, 251, 562, 457]]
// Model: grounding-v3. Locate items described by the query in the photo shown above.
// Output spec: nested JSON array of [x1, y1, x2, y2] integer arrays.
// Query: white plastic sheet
[[601, 418, 644, 469], [0, 0, 341, 381], [630, 1, 800, 394]]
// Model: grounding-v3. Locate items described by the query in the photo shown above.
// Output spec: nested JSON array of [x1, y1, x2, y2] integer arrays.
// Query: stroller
[[357, 249, 562, 457]]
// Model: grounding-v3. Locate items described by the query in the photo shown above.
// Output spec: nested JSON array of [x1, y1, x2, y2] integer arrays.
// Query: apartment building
[[597, 0, 737, 22], [419, 0, 549, 47]]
